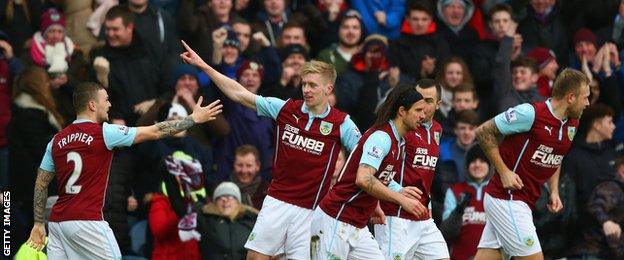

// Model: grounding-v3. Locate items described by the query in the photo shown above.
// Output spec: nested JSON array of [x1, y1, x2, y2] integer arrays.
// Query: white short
[[310, 208, 384, 260], [477, 193, 542, 257], [47, 220, 121, 260], [374, 217, 449, 260], [244, 195, 313, 259]]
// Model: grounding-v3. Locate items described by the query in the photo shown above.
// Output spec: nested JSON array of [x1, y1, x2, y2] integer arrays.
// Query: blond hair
[[551, 68, 590, 99], [301, 60, 337, 85]]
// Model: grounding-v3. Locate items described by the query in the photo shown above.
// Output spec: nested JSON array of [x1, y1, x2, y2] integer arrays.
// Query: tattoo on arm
[[33, 169, 55, 224], [476, 120, 502, 151], [359, 164, 379, 193], [155, 116, 195, 138]]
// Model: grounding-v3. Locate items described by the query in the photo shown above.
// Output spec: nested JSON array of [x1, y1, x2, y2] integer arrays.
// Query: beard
[[339, 36, 359, 48]]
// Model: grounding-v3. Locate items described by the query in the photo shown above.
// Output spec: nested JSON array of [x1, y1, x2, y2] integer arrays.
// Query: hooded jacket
[[197, 202, 258, 260], [436, 0, 480, 61]]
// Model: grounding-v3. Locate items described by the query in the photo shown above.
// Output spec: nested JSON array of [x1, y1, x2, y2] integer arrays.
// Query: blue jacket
[[351, 0, 405, 40]]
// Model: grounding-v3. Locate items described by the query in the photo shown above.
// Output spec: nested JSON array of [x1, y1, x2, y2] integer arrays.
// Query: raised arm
[[134, 97, 222, 144], [180, 40, 258, 110]]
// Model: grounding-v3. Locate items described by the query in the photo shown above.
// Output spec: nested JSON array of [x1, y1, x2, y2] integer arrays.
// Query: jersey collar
[[545, 98, 568, 123], [73, 119, 95, 124], [421, 120, 432, 130], [301, 102, 331, 119], [388, 120, 403, 144]]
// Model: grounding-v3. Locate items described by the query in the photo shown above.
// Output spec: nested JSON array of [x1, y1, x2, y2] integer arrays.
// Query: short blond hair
[[551, 68, 590, 99], [301, 60, 337, 85]]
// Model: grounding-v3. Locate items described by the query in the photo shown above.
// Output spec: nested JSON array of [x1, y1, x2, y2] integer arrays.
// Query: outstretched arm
[[180, 40, 258, 110], [134, 97, 222, 144]]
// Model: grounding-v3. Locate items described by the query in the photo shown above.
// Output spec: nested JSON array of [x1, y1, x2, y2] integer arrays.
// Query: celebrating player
[[26, 82, 222, 258], [311, 84, 429, 259], [474, 68, 590, 260], [180, 41, 361, 259]]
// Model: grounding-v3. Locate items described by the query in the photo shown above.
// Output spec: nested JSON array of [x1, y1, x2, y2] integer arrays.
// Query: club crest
[[567, 126, 576, 141], [320, 121, 333, 135]]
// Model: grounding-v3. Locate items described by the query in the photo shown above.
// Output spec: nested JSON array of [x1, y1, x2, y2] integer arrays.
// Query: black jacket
[[197, 203, 258, 260], [388, 32, 451, 80]]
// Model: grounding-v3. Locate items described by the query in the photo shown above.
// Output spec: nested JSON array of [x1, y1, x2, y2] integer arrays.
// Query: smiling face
[[94, 89, 112, 123]]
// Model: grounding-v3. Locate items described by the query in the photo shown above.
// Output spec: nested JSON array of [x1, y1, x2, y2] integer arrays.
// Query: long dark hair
[[374, 84, 422, 127]]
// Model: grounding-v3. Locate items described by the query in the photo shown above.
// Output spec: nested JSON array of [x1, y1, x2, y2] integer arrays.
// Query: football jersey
[[255, 97, 360, 209], [319, 121, 405, 228], [381, 120, 442, 221], [485, 100, 579, 209], [449, 182, 487, 260], [40, 120, 136, 221]]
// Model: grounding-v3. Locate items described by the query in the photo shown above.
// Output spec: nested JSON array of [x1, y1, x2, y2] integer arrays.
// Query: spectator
[[435, 56, 474, 118], [437, 83, 480, 141], [0, 0, 44, 54], [579, 42, 623, 118], [262, 43, 307, 100], [570, 28, 599, 71], [213, 60, 274, 182], [518, 0, 568, 66], [440, 144, 490, 260], [335, 34, 412, 130], [230, 145, 269, 210], [254, 0, 290, 46], [89, 5, 173, 125], [128, 0, 180, 64], [314, 0, 350, 51], [564, 104, 619, 250], [573, 157, 624, 259], [436, 0, 480, 61], [26, 8, 88, 121], [596, 0, 624, 48], [178, 0, 240, 63], [62, 0, 98, 54], [351, 0, 405, 40], [8, 66, 63, 233], [526, 47, 559, 98], [389, 1, 451, 80], [469, 3, 517, 117], [196, 182, 258, 260], [492, 19, 543, 113], [438, 109, 479, 187], [0, 31, 23, 189], [211, 28, 244, 79], [104, 149, 137, 255], [317, 10, 363, 75], [232, 19, 253, 57]]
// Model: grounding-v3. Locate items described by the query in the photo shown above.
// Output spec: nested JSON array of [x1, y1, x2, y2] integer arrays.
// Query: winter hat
[[573, 28, 597, 47], [280, 44, 308, 60], [236, 60, 264, 80], [223, 30, 241, 50], [40, 8, 66, 35], [439, 0, 466, 7], [526, 47, 556, 70], [213, 182, 242, 202], [173, 63, 199, 82], [362, 34, 388, 52], [465, 144, 489, 169]]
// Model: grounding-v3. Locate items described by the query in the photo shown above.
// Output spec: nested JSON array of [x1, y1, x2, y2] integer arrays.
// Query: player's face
[[454, 122, 476, 147], [568, 84, 590, 119], [401, 100, 427, 131], [416, 86, 440, 123], [233, 153, 261, 185], [95, 89, 111, 123], [301, 73, 332, 108], [468, 158, 489, 182]]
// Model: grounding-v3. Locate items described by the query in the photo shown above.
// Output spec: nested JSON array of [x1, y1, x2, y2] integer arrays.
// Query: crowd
[[2, 0, 624, 259]]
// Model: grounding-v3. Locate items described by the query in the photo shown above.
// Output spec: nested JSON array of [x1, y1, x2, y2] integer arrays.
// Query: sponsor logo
[[412, 147, 438, 168], [282, 124, 325, 155], [504, 108, 517, 123], [544, 125, 553, 135], [567, 126, 576, 141], [320, 121, 333, 135], [462, 207, 487, 224], [292, 114, 301, 124], [378, 165, 396, 185], [414, 132, 422, 140], [530, 144, 563, 168]]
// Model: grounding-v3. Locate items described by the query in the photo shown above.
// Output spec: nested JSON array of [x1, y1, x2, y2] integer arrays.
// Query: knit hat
[[280, 44, 308, 60], [213, 182, 242, 202], [173, 63, 198, 82], [465, 144, 489, 169], [439, 0, 466, 7], [573, 28, 597, 47], [362, 34, 388, 52], [526, 47, 556, 70], [223, 30, 241, 50], [236, 60, 264, 80], [40, 8, 65, 35]]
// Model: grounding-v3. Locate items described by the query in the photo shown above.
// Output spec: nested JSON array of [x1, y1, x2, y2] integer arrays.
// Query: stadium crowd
[[1, 0, 624, 259]]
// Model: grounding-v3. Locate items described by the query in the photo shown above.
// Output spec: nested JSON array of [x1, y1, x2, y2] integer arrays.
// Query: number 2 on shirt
[[66, 151, 83, 194]]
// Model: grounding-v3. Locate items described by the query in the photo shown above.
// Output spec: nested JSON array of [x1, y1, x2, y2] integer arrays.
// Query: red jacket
[[148, 194, 200, 260]]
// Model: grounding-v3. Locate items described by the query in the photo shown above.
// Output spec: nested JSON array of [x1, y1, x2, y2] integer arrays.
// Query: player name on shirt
[[56, 132, 94, 149], [281, 123, 326, 155]]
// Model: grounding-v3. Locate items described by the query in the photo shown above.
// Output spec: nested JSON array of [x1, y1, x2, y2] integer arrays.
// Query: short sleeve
[[339, 116, 361, 152], [103, 123, 138, 150], [255, 96, 286, 119], [39, 140, 55, 172], [493, 103, 536, 135], [359, 131, 392, 171]]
